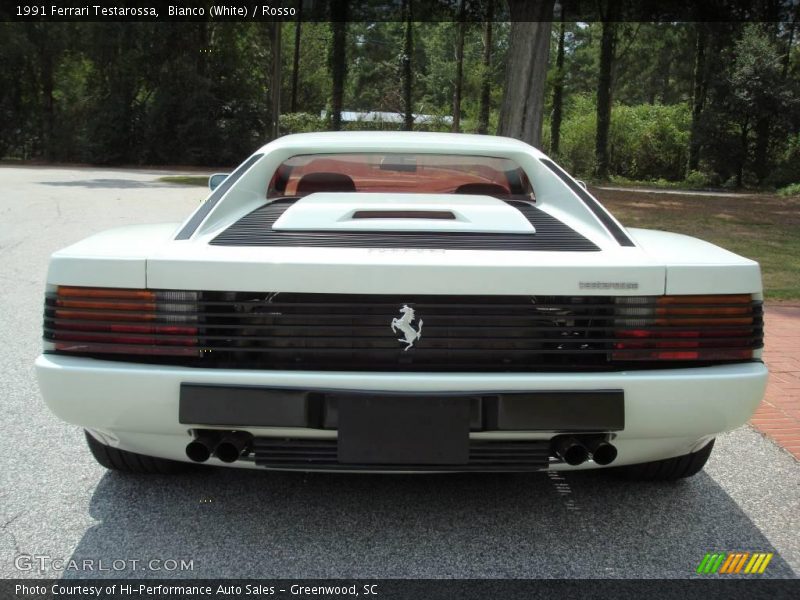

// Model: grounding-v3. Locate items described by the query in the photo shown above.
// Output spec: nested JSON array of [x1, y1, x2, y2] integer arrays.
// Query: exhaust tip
[[213, 431, 253, 463], [186, 439, 212, 463], [552, 436, 589, 466], [562, 444, 590, 466], [591, 441, 618, 466], [214, 442, 241, 463]]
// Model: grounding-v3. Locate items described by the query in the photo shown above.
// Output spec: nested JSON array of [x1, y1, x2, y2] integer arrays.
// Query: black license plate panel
[[335, 394, 471, 465]]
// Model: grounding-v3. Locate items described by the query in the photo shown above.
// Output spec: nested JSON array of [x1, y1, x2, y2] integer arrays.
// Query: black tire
[[84, 430, 188, 474], [612, 439, 715, 481]]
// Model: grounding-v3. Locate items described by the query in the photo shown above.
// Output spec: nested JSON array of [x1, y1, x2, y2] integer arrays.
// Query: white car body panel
[[47, 223, 178, 288], [629, 228, 763, 295], [144, 243, 667, 296], [45, 226, 760, 298], [36, 354, 766, 470]]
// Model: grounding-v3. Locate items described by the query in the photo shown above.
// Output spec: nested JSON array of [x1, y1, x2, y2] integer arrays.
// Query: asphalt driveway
[[0, 166, 797, 579]]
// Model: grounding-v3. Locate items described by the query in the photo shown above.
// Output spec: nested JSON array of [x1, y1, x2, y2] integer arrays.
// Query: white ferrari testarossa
[[36, 132, 766, 478]]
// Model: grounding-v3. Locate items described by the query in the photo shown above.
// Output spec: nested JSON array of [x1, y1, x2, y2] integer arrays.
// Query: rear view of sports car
[[35, 132, 767, 478]]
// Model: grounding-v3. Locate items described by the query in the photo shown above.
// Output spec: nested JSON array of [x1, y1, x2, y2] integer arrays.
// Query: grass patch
[[602, 175, 779, 193], [605, 176, 712, 191], [592, 187, 800, 300], [158, 175, 209, 186]]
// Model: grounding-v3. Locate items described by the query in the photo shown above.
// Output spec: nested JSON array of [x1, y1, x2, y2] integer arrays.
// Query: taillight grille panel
[[44, 289, 763, 371], [612, 294, 761, 361], [44, 287, 200, 356]]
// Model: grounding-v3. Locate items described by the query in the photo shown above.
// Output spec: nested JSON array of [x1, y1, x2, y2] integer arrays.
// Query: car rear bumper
[[35, 354, 767, 471]]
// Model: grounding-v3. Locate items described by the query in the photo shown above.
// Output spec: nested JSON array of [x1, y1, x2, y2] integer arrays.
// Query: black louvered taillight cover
[[46, 291, 763, 372]]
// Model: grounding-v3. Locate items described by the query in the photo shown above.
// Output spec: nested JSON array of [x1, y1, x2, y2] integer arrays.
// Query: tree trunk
[[197, 22, 208, 76], [28, 24, 57, 160], [659, 49, 671, 104], [40, 32, 55, 161], [753, 17, 797, 183], [781, 18, 795, 79], [736, 118, 749, 188], [752, 116, 771, 183], [594, 9, 617, 180], [496, 0, 554, 148], [402, 0, 414, 131], [290, 0, 302, 113], [270, 21, 281, 140], [329, 2, 347, 131], [550, 17, 566, 155], [477, 0, 494, 135], [687, 23, 708, 174], [452, 0, 466, 132]]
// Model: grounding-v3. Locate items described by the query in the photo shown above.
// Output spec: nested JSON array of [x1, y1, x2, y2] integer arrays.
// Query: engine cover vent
[[210, 199, 600, 251]]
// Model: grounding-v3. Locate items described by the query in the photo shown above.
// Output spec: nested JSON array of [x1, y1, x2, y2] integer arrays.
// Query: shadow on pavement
[[62, 467, 795, 579], [40, 178, 180, 189]]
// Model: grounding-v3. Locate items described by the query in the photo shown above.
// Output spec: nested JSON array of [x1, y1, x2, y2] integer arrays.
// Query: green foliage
[[544, 94, 596, 174], [0, 19, 516, 164], [551, 96, 691, 181], [282, 23, 331, 114], [605, 174, 715, 191], [684, 170, 713, 188], [0, 22, 274, 166], [613, 23, 694, 106], [777, 183, 800, 197], [693, 23, 800, 186], [279, 112, 326, 134], [0, 24, 35, 159], [136, 23, 270, 166], [0, 18, 798, 186], [768, 134, 800, 187], [609, 103, 690, 180], [729, 24, 793, 118]]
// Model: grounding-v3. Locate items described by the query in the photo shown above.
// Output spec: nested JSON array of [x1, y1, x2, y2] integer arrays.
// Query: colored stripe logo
[[696, 552, 773, 574]]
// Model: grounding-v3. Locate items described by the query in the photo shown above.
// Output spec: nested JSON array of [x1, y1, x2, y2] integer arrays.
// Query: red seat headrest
[[296, 172, 356, 194]]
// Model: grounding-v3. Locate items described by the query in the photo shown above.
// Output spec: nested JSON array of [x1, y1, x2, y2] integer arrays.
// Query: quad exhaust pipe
[[584, 438, 618, 466], [188, 431, 615, 467], [185, 433, 219, 463], [214, 431, 253, 463], [552, 436, 590, 466], [550, 435, 617, 466], [185, 431, 253, 463]]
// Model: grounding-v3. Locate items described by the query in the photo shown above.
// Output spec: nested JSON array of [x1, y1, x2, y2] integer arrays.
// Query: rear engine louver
[[210, 199, 600, 251]]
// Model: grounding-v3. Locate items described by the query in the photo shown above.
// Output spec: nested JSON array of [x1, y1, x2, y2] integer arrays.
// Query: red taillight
[[45, 286, 200, 356], [612, 294, 761, 362]]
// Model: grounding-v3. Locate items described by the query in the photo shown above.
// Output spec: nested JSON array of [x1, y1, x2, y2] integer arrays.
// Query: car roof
[[255, 131, 547, 159]]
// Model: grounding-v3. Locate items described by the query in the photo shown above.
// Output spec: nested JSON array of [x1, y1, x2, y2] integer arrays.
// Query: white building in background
[[319, 110, 453, 126]]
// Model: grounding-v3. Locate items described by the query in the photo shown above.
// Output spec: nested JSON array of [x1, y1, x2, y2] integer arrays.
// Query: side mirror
[[575, 179, 588, 191], [208, 173, 230, 191]]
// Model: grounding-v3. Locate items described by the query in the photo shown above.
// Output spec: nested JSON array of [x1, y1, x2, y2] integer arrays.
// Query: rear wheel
[[612, 439, 715, 481], [84, 430, 187, 474]]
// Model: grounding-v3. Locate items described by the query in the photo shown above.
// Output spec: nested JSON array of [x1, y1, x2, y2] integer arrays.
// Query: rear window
[[267, 153, 534, 199]]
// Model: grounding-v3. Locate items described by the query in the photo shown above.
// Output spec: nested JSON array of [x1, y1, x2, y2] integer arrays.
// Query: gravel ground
[[0, 166, 797, 580]]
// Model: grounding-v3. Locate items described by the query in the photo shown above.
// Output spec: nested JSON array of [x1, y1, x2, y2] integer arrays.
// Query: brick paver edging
[[751, 302, 800, 460]]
